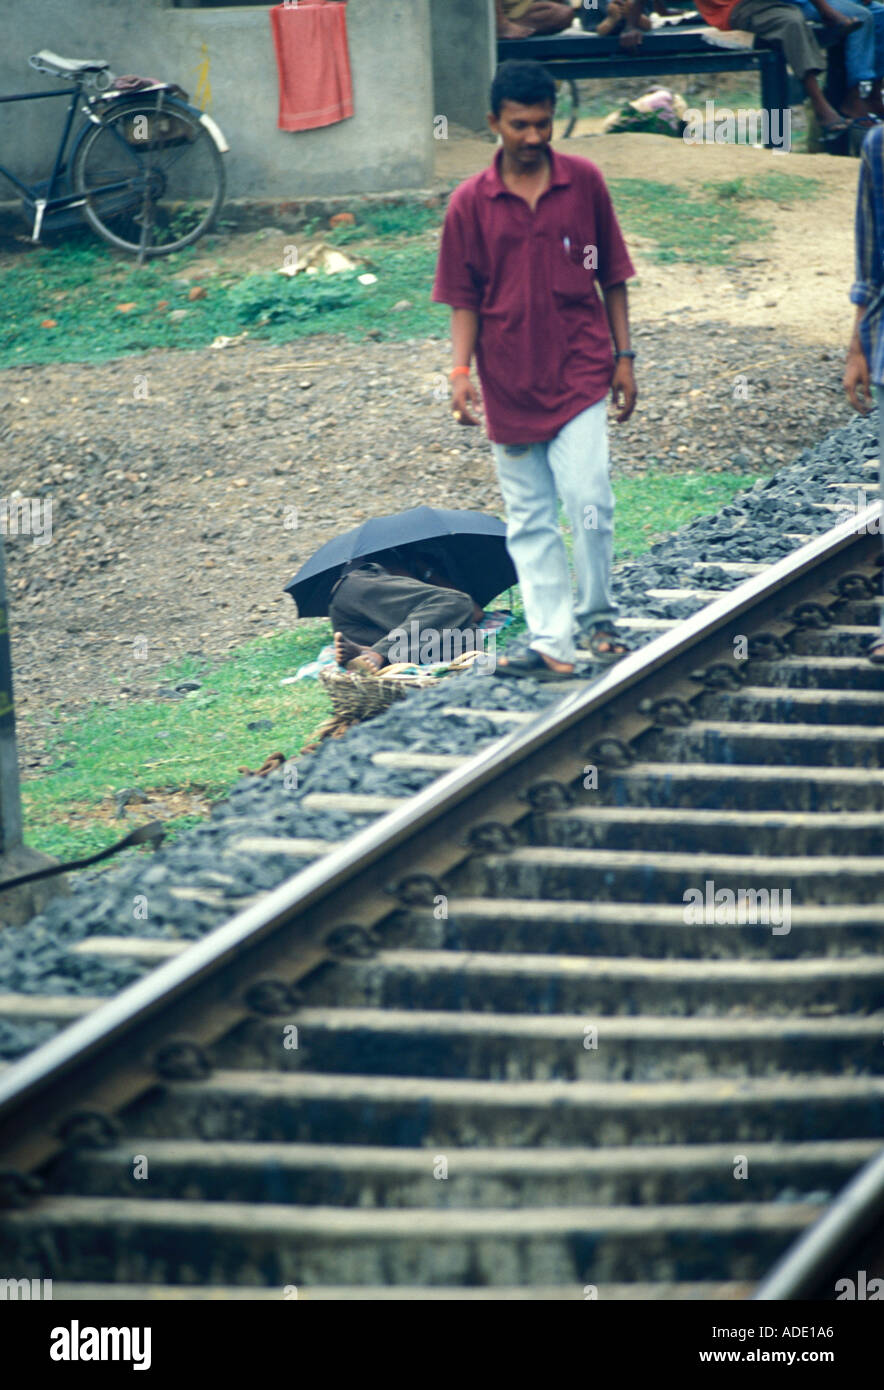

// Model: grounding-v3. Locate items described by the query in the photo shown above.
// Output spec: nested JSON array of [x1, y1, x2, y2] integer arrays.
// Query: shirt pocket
[[550, 238, 597, 305]]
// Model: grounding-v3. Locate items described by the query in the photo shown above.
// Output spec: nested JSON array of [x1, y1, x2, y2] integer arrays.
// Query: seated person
[[496, 0, 577, 39], [581, 0, 652, 38], [687, 0, 866, 135], [330, 548, 487, 674], [780, 0, 884, 122]]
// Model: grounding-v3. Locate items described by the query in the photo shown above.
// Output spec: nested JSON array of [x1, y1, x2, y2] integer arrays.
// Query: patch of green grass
[[704, 172, 821, 205], [324, 203, 443, 243], [609, 468, 764, 557], [0, 213, 449, 368], [606, 177, 769, 264], [606, 171, 819, 265], [21, 621, 333, 861], [21, 467, 764, 863]]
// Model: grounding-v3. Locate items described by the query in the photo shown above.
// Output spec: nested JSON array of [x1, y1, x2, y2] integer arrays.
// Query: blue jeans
[[874, 387, 884, 634], [490, 399, 618, 664], [871, 1, 884, 80], [787, 0, 879, 86]]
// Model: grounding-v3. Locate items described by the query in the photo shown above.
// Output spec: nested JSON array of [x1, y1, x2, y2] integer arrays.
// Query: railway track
[[0, 504, 882, 1300]]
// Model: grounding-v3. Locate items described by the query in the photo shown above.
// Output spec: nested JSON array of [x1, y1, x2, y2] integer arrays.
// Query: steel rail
[[753, 1146, 884, 1300], [0, 503, 879, 1180]]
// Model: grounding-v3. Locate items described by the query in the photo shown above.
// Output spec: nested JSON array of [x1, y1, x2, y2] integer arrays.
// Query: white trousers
[[491, 399, 619, 663]]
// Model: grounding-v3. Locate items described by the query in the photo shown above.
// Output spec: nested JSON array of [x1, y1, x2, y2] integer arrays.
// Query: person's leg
[[544, 399, 619, 636], [597, 0, 624, 34], [496, 0, 534, 38], [818, 0, 877, 116], [729, 0, 847, 127], [331, 570, 476, 667], [379, 586, 479, 664], [867, 1, 884, 114], [872, 387, 884, 659], [490, 439, 578, 665], [329, 570, 390, 651], [520, 2, 577, 34]]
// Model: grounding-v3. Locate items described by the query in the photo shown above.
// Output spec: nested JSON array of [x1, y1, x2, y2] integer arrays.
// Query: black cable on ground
[[0, 821, 165, 891]]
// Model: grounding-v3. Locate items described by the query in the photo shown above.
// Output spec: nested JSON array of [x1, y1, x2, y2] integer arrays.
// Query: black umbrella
[[284, 505, 517, 617]]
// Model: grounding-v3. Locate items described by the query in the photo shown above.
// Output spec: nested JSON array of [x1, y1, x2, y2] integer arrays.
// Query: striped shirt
[[850, 125, 884, 384]]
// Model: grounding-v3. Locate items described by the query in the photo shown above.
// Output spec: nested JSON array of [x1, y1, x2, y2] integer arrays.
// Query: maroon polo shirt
[[432, 146, 636, 445]]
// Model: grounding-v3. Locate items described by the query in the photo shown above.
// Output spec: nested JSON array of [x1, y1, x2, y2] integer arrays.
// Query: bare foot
[[497, 651, 576, 674], [499, 20, 533, 37], [333, 631, 385, 673], [822, 10, 863, 31], [815, 100, 850, 129]]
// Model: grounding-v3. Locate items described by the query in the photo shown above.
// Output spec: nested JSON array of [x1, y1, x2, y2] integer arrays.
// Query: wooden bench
[[498, 26, 792, 145]]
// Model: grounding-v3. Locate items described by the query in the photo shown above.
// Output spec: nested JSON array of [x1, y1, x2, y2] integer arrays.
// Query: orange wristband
[[449, 366, 470, 378]]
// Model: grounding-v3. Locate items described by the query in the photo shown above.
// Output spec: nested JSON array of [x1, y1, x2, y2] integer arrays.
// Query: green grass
[[0, 214, 447, 369], [605, 172, 825, 265], [604, 170, 822, 265], [21, 468, 762, 865], [703, 172, 822, 205], [21, 622, 333, 862], [0, 166, 822, 366], [609, 469, 764, 556]]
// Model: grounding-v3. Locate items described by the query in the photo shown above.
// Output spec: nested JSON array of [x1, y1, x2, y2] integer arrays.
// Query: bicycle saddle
[[29, 50, 110, 76]]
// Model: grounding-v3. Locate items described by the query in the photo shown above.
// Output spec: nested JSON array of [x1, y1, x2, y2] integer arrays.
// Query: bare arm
[[452, 307, 479, 369], [601, 282, 637, 423], [845, 305, 873, 414], [602, 282, 631, 354], [449, 308, 482, 427]]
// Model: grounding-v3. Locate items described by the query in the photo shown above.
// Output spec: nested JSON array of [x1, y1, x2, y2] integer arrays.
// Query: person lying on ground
[[688, 0, 866, 135], [330, 550, 487, 674], [433, 59, 636, 683], [843, 123, 884, 664], [496, 0, 577, 39]]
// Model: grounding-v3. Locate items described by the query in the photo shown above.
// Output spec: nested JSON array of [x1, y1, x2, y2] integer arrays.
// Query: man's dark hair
[[490, 60, 557, 118]]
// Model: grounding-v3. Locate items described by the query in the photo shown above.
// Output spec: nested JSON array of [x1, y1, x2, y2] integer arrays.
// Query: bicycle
[[0, 50, 228, 260]]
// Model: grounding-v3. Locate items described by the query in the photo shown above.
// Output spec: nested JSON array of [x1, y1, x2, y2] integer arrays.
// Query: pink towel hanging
[[270, 1, 354, 133]]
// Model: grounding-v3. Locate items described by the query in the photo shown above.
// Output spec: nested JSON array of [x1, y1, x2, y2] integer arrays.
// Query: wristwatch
[[614, 349, 636, 360]]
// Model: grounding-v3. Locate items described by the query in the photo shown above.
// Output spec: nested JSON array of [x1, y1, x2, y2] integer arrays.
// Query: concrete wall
[[430, 0, 496, 133], [0, 0, 435, 198]]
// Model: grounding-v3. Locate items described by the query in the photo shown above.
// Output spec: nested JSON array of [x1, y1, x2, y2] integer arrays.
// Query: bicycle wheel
[[72, 96, 226, 257]]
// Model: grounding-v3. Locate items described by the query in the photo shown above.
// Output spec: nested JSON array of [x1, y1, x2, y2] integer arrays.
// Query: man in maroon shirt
[[432, 60, 637, 680]]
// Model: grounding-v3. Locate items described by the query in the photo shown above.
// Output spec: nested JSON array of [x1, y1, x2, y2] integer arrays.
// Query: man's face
[[489, 99, 554, 170]]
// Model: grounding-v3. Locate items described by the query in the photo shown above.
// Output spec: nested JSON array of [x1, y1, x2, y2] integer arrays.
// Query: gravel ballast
[[0, 408, 879, 1060]]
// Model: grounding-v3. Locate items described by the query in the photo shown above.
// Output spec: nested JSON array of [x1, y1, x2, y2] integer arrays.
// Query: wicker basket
[[304, 652, 482, 750], [318, 667, 437, 722]]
